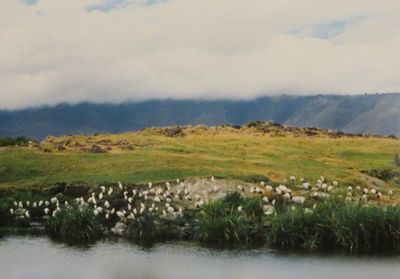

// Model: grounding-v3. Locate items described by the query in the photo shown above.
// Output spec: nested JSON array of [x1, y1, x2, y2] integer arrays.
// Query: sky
[[1, 0, 400, 109]]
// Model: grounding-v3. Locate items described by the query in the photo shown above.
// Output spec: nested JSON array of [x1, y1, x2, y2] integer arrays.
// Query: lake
[[0, 236, 399, 279]]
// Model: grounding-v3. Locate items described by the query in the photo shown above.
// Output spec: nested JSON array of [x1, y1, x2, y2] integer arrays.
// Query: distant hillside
[[0, 94, 399, 139]]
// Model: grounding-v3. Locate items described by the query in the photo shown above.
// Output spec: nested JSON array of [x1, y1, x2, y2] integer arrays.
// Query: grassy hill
[[0, 122, 399, 192]]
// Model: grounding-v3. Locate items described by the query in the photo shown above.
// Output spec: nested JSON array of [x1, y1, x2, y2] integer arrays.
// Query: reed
[[196, 192, 265, 245], [45, 207, 102, 243], [267, 198, 400, 253]]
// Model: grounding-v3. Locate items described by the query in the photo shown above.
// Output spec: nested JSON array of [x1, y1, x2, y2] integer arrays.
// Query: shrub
[[0, 136, 34, 147], [45, 207, 102, 243]]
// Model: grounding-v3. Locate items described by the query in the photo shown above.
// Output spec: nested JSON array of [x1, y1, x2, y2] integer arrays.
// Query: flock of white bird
[[8, 175, 395, 229]]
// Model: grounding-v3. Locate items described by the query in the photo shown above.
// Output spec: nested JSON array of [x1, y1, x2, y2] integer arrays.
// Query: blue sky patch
[[86, 0, 166, 13], [22, 0, 39, 5], [291, 16, 367, 39]]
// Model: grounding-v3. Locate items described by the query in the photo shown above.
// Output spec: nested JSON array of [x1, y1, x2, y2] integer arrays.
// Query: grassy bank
[[4, 191, 400, 254]]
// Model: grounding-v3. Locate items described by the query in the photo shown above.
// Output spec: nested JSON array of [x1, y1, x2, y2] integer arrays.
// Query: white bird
[[18, 201, 23, 208], [116, 211, 125, 218], [52, 207, 61, 217], [148, 182, 153, 188], [99, 192, 104, 200], [25, 210, 30, 218], [9, 208, 14, 215], [237, 206, 243, 212], [44, 208, 50, 215], [45, 201, 50, 206], [93, 209, 99, 216], [108, 187, 113, 196], [26, 201, 30, 207], [265, 185, 273, 192], [283, 192, 291, 200], [33, 202, 37, 208], [370, 189, 377, 195], [104, 201, 110, 208], [38, 200, 43, 207], [13, 201, 18, 207], [105, 213, 109, 220], [292, 196, 306, 204], [361, 194, 368, 202], [118, 181, 123, 190]]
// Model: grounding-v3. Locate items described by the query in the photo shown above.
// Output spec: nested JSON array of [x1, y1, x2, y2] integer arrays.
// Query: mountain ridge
[[0, 94, 399, 139]]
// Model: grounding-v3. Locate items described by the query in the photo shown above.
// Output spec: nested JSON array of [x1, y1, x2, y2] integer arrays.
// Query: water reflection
[[0, 236, 399, 279]]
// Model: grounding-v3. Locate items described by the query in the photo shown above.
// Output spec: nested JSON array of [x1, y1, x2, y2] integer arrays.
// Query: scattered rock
[[90, 145, 107, 153]]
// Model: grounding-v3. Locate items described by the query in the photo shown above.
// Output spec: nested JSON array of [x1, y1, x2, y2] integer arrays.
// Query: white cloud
[[1, 0, 400, 109]]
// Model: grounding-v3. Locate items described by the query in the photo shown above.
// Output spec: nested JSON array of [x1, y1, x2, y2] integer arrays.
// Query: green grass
[[45, 207, 103, 243], [0, 128, 399, 189], [196, 192, 265, 245], [267, 199, 400, 253]]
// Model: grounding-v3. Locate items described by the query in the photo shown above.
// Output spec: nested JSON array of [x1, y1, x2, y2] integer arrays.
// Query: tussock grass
[[267, 199, 400, 253], [45, 207, 102, 243], [125, 213, 158, 242], [196, 192, 265, 245]]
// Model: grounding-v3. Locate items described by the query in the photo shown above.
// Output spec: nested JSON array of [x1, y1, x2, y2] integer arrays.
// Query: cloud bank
[[1, 0, 400, 109]]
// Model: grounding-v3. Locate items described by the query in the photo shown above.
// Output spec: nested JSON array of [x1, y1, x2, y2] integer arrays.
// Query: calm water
[[0, 236, 399, 279]]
